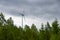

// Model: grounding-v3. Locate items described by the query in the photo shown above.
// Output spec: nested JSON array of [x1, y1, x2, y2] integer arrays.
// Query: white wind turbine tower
[[20, 11, 25, 28]]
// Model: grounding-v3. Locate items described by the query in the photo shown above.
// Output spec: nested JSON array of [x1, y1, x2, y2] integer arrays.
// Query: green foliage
[[0, 13, 60, 40], [0, 13, 6, 26], [45, 22, 51, 40], [6, 17, 14, 26], [52, 19, 59, 34], [39, 23, 46, 40]]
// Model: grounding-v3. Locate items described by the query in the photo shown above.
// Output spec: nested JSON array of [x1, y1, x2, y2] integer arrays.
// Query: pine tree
[[39, 23, 46, 40], [6, 17, 14, 26], [52, 19, 59, 34], [50, 19, 59, 40], [0, 13, 6, 26], [31, 24, 38, 40], [45, 22, 51, 40]]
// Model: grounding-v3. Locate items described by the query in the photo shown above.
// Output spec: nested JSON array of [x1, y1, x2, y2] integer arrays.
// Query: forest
[[0, 13, 60, 40]]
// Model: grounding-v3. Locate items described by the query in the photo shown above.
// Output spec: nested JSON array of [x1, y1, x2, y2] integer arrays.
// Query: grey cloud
[[0, 0, 60, 19]]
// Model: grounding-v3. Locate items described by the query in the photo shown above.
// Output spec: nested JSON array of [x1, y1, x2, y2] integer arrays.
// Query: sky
[[0, 0, 60, 29]]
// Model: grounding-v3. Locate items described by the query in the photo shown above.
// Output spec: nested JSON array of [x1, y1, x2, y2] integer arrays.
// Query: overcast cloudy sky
[[0, 0, 60, 28]]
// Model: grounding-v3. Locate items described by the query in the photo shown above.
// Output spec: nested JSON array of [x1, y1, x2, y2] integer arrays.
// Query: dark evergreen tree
[[6, 17, 14, 26], [24, 25, 32, 40], [31, 24, 39, 40], [45, 22, 51, 40], [0, 13, 6, 26], [52, 19, 59, 34], [39, 23, 46, 40]]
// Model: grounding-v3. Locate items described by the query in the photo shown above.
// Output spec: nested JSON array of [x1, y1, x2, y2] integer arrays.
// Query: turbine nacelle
[[20, 14, 24, 16]]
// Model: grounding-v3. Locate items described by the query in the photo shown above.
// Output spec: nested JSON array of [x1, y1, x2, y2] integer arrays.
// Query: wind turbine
[[20, 11, 25, 28], [21, 14, 24, 28]]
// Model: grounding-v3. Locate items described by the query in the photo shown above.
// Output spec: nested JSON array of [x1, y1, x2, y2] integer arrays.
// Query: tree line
[[0, 13, 60, 40]]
